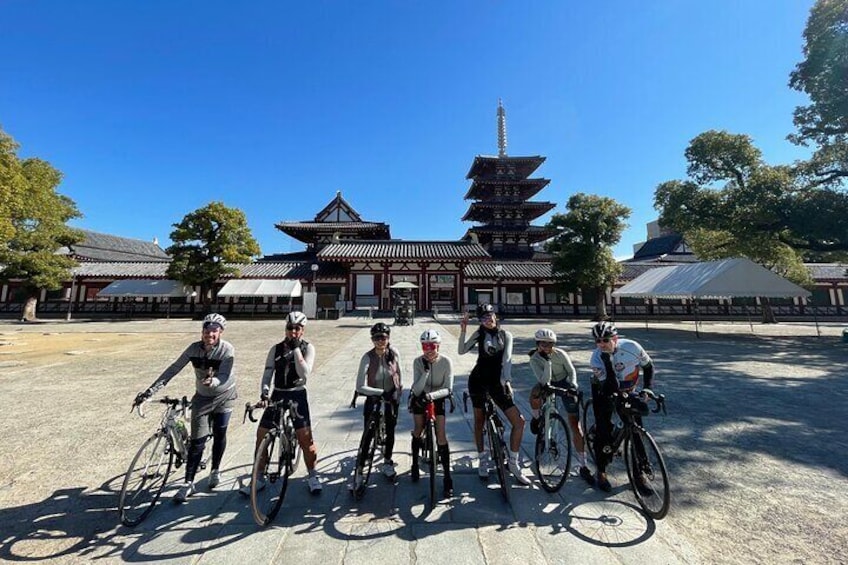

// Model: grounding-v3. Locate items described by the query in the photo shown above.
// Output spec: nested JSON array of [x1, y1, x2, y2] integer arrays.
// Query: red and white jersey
[[589, 338, 652, 391]]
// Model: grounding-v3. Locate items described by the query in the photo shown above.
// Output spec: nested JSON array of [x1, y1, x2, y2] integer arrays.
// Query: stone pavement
[[102, 317, 700, 565]]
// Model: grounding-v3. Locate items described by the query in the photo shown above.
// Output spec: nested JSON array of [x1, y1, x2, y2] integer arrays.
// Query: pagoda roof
[[466, 225, 556, 239], [463, 177, 550, 200], [462, 201, 555, 222], [317, 240, 490, 261], [314, 191, 362, 222], [466, 155, 545, 180], [275, 221, 391, 243]]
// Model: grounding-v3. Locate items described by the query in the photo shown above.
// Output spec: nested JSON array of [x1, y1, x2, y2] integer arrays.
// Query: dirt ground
[[1, 318, 846, 564]]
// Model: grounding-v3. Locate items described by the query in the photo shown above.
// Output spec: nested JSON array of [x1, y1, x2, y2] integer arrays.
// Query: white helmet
[[202, 313, 227, 329], [420, 329, 442, 344], [534, 328, 557, 343], [286, 311, 307, 327]]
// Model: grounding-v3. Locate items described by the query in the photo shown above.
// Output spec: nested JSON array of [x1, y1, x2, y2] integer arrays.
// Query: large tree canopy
[[655, 130, 846, 276], [166, 201, 261, 307], [0, 127, 84, 319], [545, 193, 630, 320], [788, 0, 848, 188]]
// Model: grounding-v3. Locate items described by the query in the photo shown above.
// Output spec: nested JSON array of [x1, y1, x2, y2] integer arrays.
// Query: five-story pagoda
[[462, 100, 555, 260]]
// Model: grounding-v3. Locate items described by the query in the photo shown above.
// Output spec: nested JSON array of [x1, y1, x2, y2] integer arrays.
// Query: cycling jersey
[[589, 338, 652, 392], [458, 326, 513, 382], [529, 347, 577, 389], [261, 339, 315, 395], [411, 355, 454, 401], [356, 346, 403, 398], [148, 339, 236, 398]]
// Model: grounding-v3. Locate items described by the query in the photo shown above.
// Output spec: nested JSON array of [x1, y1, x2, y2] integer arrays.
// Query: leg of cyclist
[[494, 383, 531, 486], [239, 398, 280, 496], [175, 407, 211, 503], [468, 376, 489, 479], [380, 399, 399, 480], [410, 409, 425, 482], [591, 383, 615, 492], [208, 409, 232, 488], [291, 390, 321, 494], [528, 384, 544, 435], [563, 393, 594, 485], [436, 407, 452, 496]]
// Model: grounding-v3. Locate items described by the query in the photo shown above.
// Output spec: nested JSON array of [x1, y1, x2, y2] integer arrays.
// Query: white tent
[[97, 279, 189, 298], [216, 279, 302, 298], [613, 258, 811, 300], [613, 258, 813, 336]]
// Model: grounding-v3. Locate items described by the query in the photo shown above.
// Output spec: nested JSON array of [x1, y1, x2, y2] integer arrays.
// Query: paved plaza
[[0, 316, 846, 565]]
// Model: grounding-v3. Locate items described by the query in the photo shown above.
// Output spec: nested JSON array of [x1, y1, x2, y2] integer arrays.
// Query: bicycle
[[410, 393, 456, 509], [349, 392, 395, 500], [243, 398, 302, 526], [582, 389, 670, 519], [533, 384, 577, 492], [119, 396, 200, 526], [463, 389, 510, 503]]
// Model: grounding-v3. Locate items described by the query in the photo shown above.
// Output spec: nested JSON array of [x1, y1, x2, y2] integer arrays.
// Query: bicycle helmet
[[534, 328, 557, 343], [202, 313, 227, 329], [370, 322, 391, 337], [591, 321, 618, 340], [286, 311, 307, 327], [476, 303, 495, 319], [419, 329, 442, 344]]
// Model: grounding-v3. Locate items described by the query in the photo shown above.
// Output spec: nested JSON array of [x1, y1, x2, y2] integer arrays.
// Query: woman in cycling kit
[[458, 304, 530, 485], [133, 313, 237, 503], [410, 329, 455, 497], [355, 322, 404, 480]]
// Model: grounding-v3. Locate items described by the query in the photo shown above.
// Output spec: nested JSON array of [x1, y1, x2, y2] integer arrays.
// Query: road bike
[[350, 392, 395, 500], [243, 398, 302, 526], [463, 389, 510, 502], [119, 396, 200, 526], [533, 384, 577, 492], [583, 389, 670, 519], [411, 394, 456, 509]]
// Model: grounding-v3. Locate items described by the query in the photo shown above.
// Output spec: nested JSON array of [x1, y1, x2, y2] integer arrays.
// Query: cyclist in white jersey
[[588, 321, 654, 492]]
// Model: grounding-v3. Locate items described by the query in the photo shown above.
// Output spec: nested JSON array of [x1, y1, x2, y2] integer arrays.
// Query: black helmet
[[370, 322, 391, 337], [475, 303, 495, 319], [592, 321, 618, 340]]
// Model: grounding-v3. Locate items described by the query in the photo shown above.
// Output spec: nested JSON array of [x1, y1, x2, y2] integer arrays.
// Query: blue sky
[[1, 1, 815, 259]]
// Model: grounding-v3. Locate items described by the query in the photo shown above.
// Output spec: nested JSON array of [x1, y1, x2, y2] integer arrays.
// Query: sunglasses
[[537, 341, 554, 347], [595, 338, 613, 343], [372, 335, 389, 341], [421, 342, 438, 352], [286, 324, 304, 331], [479, 314, 495, 321], [202, 322, 222, 331]]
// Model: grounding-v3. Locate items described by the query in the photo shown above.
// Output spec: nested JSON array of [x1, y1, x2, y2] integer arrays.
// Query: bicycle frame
[[463, 390, 509, 502], [350, 392, 395, 500]]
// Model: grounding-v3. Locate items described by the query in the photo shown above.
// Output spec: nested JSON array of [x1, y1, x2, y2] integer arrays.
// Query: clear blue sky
[[1, 0, 815, 259]]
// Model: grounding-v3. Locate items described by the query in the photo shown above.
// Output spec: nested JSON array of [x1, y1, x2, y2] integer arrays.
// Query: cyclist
[[589, 321, 655, 492], [241, 311, 322, 495], [459, 304, 531, 485], [528, 328, 595, 485], [354, 322, 403, 483], [133, 313, 237, 503], [409, 329, 455, 497]]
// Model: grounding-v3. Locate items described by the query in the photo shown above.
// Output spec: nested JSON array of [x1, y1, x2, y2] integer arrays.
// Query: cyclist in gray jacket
[[133, 313, 237, 503], [409, 329, 454, 497]]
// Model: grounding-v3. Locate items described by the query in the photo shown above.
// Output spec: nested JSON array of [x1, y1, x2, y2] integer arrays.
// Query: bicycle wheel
[[251, 430, 291, 526], [119, 433, 174, 527], [487, 418, 510, 502], [625, 428, 671, 520], [425, 421, 437, 508], [352, 416, 378, 500], [582, 399, 597, 465], [534, 412, 573, 492]]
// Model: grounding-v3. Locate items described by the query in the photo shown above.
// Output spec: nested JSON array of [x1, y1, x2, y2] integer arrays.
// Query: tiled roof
[[463, 178, 550, 200], [462, 201, 555, 222], [276, 221, 389, 231], [630, 234, 687, 261], [466, 155, 545, 180], [806, 263, 848, 281], [317, 240, 491, 260], [467, 225, 556, 234], [464, 262, 552, 279], [72, 262, 171, 278], [66, 229, 170, 262]]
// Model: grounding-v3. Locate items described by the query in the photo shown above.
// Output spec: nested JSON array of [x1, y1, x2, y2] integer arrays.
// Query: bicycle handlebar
[[133, 396, 188, 419], [243, 398, 295, 424], [542, 383, 582, 403]]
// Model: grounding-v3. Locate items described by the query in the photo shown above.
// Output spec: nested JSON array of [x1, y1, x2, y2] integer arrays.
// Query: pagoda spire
[[497, 98, 508, 158]]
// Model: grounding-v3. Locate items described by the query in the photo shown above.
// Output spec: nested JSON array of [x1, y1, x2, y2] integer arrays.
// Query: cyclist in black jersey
[[458, 304, 531, 485]]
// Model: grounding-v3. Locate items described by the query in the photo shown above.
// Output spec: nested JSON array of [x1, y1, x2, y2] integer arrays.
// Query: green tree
[[0, 127, 84, 320], [788, 0, 848, 188], [166, 201, 261, 309], [545, 193, 631, 320]]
